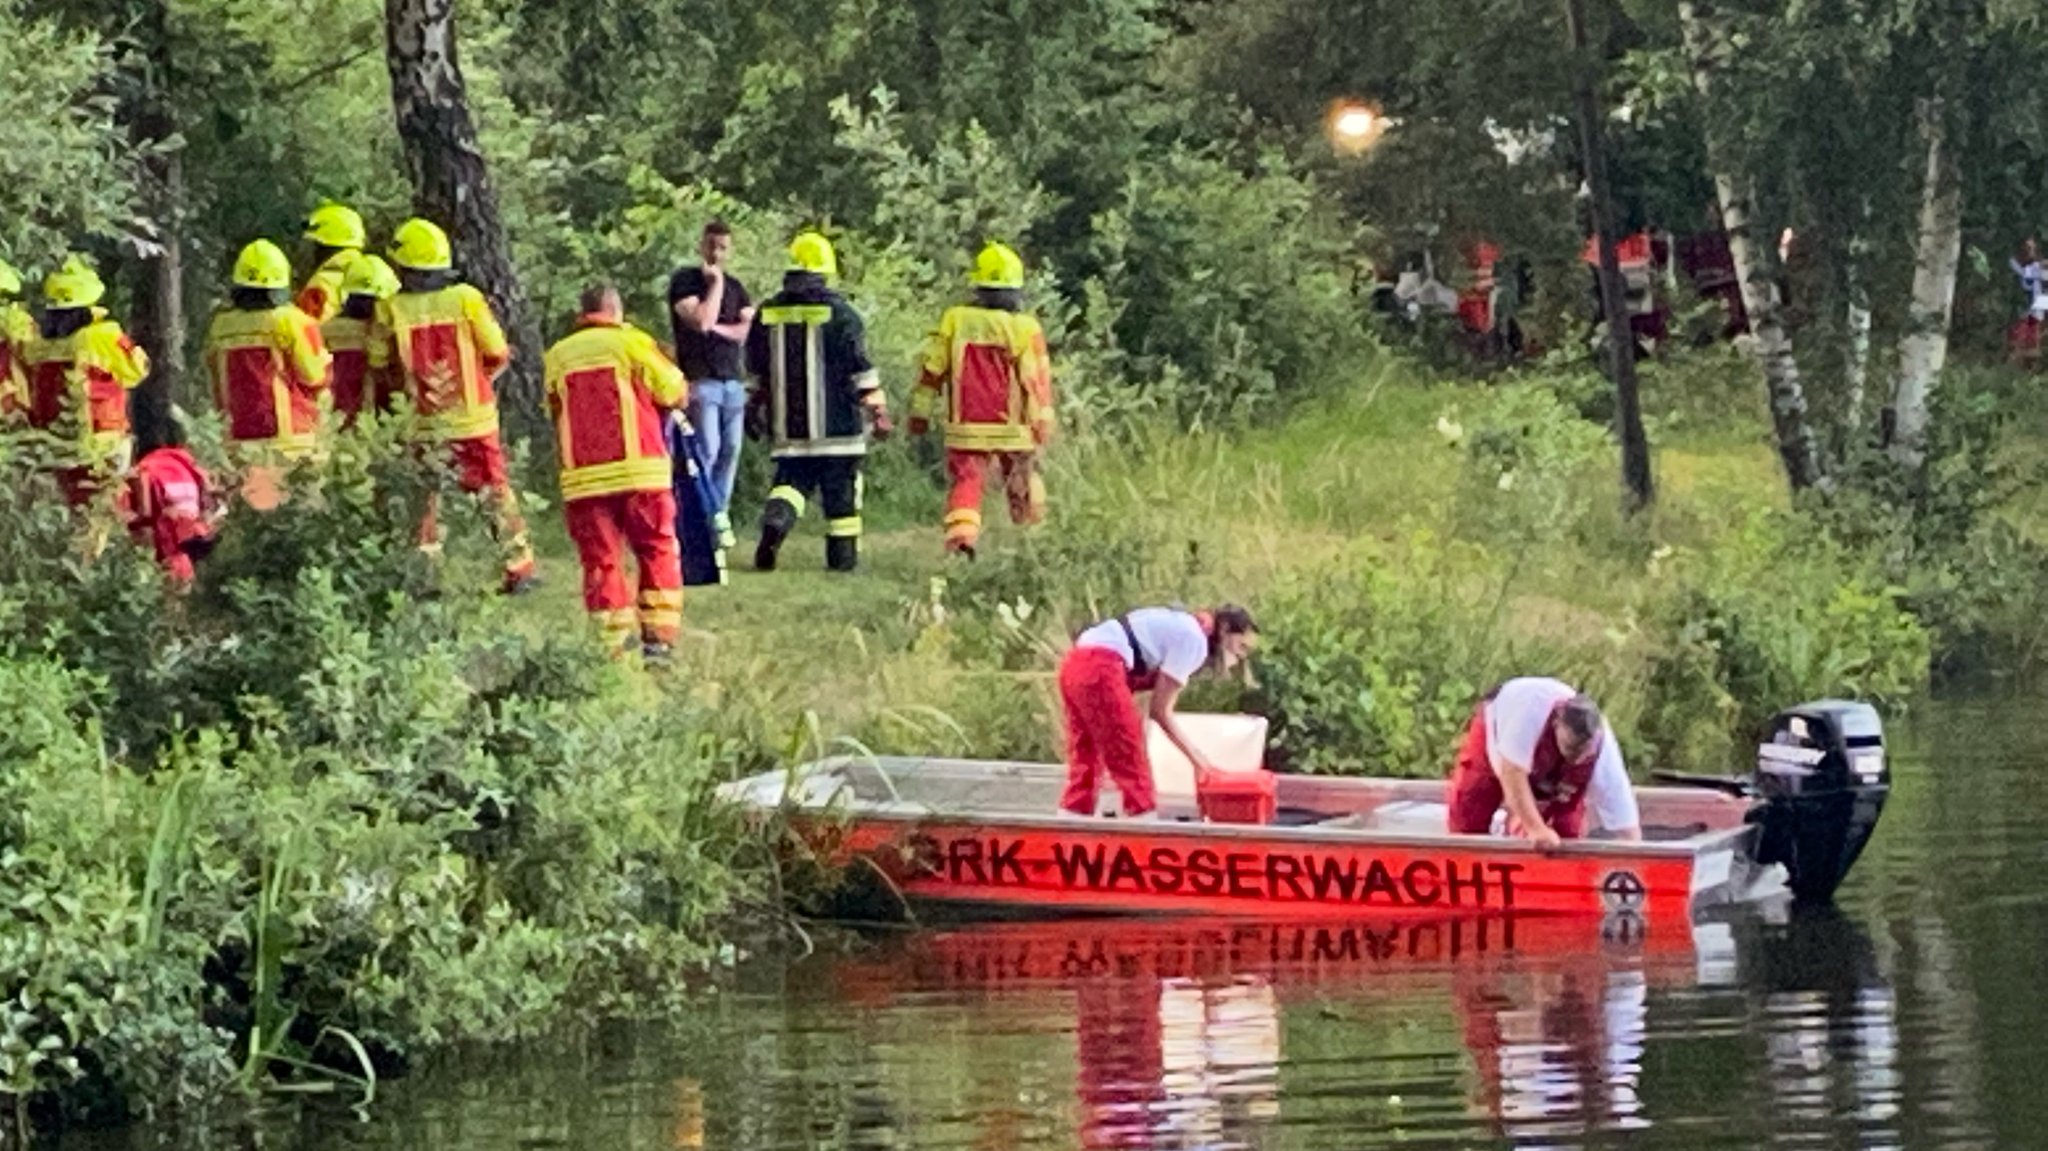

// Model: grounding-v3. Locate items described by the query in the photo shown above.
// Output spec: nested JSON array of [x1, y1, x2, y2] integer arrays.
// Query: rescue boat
[[719, 700, 1887, 927]]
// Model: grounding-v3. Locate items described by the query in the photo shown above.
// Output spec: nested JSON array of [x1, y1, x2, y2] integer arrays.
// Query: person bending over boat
[[1058, 605, 1259, 818], [1447, 677, 1641, 848]]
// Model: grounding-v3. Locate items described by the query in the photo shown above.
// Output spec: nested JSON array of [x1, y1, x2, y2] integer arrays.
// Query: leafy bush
[[0, 423, 786, 1138], [1636, 511, 1930, 771]]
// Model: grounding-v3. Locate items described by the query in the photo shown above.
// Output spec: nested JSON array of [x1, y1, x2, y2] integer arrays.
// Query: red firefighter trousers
[[1058, 646, 1155, 816], [565, 489, 683, 647], [944, 448, 1045, 552], [1446, 708, 1587, 838], [417, 433, 536, 584]]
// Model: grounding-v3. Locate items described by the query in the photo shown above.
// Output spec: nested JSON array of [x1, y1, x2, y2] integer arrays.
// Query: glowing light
[[1334, 106, 1378, 139], [1327, 99, 1391, 155]]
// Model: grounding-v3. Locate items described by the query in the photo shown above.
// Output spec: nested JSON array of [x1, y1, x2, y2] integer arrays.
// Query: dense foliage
[[2, 0, 2044, 1142]]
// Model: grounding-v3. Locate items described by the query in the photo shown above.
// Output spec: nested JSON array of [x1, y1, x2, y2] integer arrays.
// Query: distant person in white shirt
[[1058, 605, 1259, 817], [1446, 677, 1641, 848], [2009, 238, 2045, 370]]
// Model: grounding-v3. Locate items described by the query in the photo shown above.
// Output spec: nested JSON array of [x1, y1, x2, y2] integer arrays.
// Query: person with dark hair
[[22, 256, 151, 508], [543, 282, 689, 659], [126, 413, 219, 586], [205, 239, 332, 509], [907, 241, 1054, 558], [1057, 604, 1260, 818], [369, 217, 539, 594], [1446, 677, 1641, 847], [668, 218, 754, 548]]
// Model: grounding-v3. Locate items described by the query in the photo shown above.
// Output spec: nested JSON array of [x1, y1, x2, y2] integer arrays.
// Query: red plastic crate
[[1198, 770, 1277, 825]]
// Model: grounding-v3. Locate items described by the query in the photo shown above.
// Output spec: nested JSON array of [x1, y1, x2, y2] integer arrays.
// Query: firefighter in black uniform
[[746, 231, 892, 572]]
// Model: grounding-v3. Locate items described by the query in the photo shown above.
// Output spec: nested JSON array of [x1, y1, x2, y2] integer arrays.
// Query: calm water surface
[[84, 697, 2048, 1149]]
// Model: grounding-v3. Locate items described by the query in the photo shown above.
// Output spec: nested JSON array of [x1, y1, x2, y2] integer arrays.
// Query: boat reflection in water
[[826, 905, 1904, 1149]]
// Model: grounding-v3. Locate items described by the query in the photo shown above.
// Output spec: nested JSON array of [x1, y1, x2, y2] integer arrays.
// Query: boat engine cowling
[[1748, 699, 1887, 903]]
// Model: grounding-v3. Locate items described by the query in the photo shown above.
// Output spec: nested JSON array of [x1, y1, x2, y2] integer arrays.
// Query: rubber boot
[[826, 535, 858, 573], [756, 498, 797, 572]]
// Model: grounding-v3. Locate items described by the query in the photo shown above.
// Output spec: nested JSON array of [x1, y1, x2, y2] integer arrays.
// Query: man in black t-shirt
[[667, 219, 755, 546]]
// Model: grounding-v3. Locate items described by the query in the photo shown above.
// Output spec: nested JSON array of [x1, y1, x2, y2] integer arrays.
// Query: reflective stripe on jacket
[[369, 284, 509, 442], [746, 274, 878, 458], [321, 315, 380, 425], [544, 317, 686, 501], [206, 305, 331, 455], [911, 304, 1053, 452]]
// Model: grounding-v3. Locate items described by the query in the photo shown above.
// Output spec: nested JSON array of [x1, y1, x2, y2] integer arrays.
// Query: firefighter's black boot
[[826, 535, 859, 573], [756, 499, 797, 572]]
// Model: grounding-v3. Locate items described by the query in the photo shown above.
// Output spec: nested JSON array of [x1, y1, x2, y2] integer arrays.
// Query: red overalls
[[1446, 696, 1600, 838], [126, 447, 216, 584], [1058, 613, 1216, 817]]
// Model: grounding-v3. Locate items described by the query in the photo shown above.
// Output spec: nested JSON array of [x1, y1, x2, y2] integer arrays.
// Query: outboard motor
[[1748, 700, 1887, 903]]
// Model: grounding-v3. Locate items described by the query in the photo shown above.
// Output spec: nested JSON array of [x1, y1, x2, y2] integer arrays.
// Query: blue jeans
[[688, 379, 746, 515]]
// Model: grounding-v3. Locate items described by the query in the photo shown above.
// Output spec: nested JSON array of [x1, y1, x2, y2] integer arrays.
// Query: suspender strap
[[1116, 614, 1152, 679]]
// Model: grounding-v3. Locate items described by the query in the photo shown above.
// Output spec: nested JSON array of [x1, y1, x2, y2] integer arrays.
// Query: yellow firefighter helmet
[[44, 256, 106, 309], [341, 254, 400, 301], [304, 202, 367, 250], [232, 239, 293, 290], [389, 218, 453, 271], [788, 231, 839, 278], [970, 242, 1025, 290]]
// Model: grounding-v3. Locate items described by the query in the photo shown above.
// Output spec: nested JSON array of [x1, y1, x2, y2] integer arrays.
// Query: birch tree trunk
[[1842, 224, 1873, 443], [1888, 97, 1964, 470], [385, 0, 546, 440], [1679, 1, 1828, 492]]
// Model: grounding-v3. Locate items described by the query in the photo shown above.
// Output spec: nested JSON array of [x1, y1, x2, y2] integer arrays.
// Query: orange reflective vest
[[206, 305, 332, 455], [0, 303, 31, 421], [321, 314, 383, 426], [911, 304, 1053, 452], [23, 315, 150, 463], [543, 316, 686, 501], [369, 284, 510, 442], [296, 249, 360, 323]]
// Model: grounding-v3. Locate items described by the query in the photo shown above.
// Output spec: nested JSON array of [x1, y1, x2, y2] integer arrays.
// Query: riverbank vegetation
[[4, 0, 2046, 1143]]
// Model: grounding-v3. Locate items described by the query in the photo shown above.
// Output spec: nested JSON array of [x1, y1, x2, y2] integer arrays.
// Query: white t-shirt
[[1075, 608, 1209, 687], [1483, 677, 1639, 833]]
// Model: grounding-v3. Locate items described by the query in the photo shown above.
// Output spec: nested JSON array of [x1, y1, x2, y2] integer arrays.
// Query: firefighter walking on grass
[[908, 241, 1053, 558], [369, 217, 539, 594], [746, 231, 892, 573], [543, 283, 688, 659], [205, 239, 332, 510]]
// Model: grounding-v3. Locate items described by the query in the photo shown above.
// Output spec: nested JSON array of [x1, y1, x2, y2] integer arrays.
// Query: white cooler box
[[1093, 712, 1269, 820]]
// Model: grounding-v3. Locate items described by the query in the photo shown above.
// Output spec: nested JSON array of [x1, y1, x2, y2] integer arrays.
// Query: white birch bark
[[1889, 97, 1964, 469], [1680, 1, 1828, 491]]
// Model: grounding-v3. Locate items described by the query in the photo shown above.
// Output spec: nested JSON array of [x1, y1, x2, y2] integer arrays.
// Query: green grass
[[501, 371, 1799, 760]]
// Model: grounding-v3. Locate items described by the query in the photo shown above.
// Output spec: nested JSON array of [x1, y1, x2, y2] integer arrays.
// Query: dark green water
[[83, 698, 2045, 1149]]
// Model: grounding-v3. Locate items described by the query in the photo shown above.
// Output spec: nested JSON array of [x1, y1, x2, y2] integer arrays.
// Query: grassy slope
[[509, 362, 1794, 761]]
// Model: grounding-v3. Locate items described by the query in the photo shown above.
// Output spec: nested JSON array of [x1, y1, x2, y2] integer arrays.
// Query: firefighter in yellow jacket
[[322, 255, 400, 427], [543, 282, 687, 659], [369, 217, 539, 594], [907, 242, 1053, 558], [206, 239, 333, 509], [0, 259, 31, 421], [296, 202, 366, 322], [22, 257, 151, 507]]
